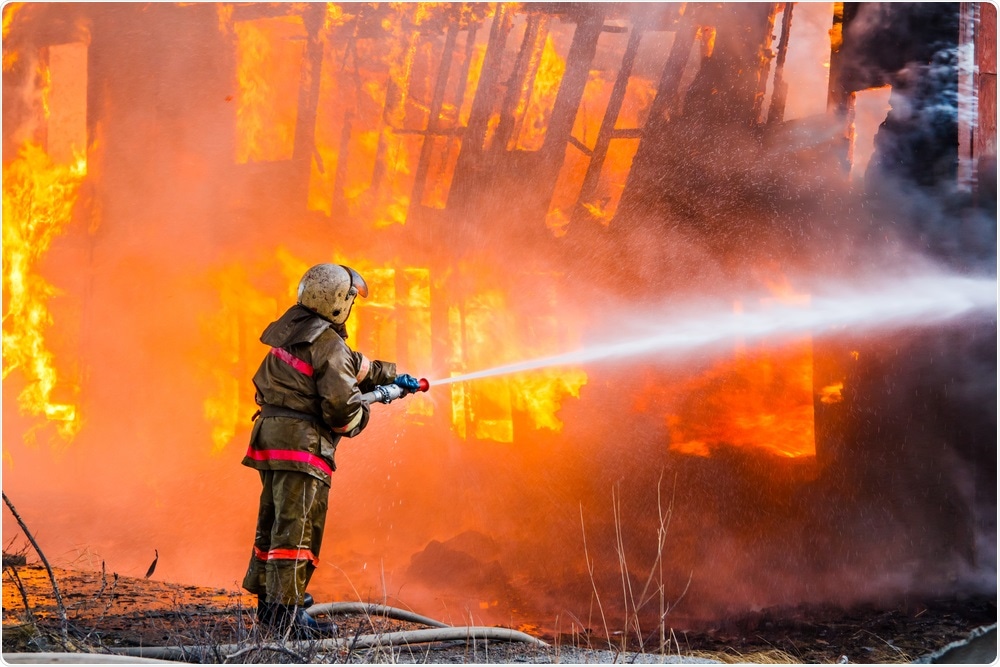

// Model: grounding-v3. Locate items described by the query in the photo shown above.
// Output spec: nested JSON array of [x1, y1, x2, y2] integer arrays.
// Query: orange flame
[[2, 3, 24, 40], [819, 382, 844, 404], [515, 33, 565, 153], [200, 264, 278, 454], [2, 11, 89, 447], [666, 345, 816, 459], [2, 143, 87, 442], [699, 25, 718, 59], [661, 279, 818, 459], [232, 15, 303, 163], [546, 61, 657, 231], [830, 3, 845, 52]]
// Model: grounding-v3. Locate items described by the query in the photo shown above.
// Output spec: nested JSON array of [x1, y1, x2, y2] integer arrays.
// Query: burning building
[[2, 2, 996, 634]]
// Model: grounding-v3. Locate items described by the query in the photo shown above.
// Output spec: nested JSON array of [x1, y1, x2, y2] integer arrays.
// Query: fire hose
[[10, 620, 548, 664], [306, 601, 450, 627], [91, 600, 548, 663], [9, 600, 548, 663], [103, 627, 548, 662]]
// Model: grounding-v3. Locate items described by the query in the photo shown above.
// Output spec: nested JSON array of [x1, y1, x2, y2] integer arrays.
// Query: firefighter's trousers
[[242, 469, 329, 606]]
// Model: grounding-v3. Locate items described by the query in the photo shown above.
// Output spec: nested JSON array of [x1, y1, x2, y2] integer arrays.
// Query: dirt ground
[[2, 563, 996, 663]]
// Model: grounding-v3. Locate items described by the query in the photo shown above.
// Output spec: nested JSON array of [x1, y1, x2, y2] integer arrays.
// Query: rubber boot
[[293, 605, 338, 639], [255, 595, 277, 629], [270, 604, 338, 639]]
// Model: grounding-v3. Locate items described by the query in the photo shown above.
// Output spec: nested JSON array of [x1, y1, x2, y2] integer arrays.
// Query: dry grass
[[690, 648, 803, 663], [578, 471, 693, 657]]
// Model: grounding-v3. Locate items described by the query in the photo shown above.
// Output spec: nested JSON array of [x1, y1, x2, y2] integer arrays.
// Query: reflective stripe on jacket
[[242, 305, 396, 484]]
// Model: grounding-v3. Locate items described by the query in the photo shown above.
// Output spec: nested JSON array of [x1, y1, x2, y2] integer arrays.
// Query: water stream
[[430, 272, 997, 386]]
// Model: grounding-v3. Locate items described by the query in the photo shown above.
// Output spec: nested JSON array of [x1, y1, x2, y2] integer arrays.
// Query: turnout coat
[[242, 304, 396, 484]]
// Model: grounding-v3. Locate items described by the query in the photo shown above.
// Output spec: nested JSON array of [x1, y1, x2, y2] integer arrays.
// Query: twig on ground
[[2, 492, 70, 646], [612, 483, 637, 649], [94, 561, 108, 599], [602, 472, 690, 655], [3, 535, 29, 566], [224, 643, 308, 663], [580, 502, 613, 648], [857, 628, 911, 660], [4, 565, 37, 625]]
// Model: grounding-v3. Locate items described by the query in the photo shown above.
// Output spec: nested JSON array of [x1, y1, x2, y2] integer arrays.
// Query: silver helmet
[[297, 263, 369, 325]]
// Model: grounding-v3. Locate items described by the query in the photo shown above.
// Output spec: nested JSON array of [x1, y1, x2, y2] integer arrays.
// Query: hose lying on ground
[[95, 601, 549, 662], [306, 601, 450, 628], [2, 601, 548, 663], [107, 625, 549, 662], [328, 626, 549, 650]]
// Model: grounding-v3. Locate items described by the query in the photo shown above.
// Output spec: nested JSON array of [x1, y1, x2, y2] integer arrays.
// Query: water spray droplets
[[432, 272, 996, 386]]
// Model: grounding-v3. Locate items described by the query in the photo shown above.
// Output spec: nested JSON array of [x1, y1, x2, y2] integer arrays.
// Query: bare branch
[[4, 565, 37, 624], [2, 492, 69, 645]]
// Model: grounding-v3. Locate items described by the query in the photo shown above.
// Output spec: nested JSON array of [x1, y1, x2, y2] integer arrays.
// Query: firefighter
[[241, 263, 421, 637]]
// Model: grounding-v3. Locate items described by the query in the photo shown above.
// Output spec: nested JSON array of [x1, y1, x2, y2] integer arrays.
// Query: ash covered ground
[[2, 564, 994, 663]]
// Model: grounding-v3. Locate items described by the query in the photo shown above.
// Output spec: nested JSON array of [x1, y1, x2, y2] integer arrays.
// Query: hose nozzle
[[360, 378, 430, 405]]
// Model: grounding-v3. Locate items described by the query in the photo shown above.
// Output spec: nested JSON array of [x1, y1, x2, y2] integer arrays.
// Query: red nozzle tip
[[418, 378, 430, 392]]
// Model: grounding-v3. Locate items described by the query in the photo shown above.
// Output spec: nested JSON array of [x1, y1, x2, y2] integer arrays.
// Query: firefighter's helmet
[[297, 263, 369, 325]]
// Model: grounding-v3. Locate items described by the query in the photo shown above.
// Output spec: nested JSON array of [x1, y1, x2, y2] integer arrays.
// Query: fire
[[576, 70, 657, 225], [516, 33, 565, 153], [3, 2, 988, 635], [698, 25, 718, 59], [511, 368, 587, 431], [830, 3, 845, 52], [232, 15, 303, 163], [665, 344, 816, 459], [3, 8, 88, 445], [3, 4, 830, 464], [545, 36, 658, 231], [659, 279, 819, 459], [447, 288, 588, 442], [2, 143, 86, 442], [215, 5, 807, 452], [201, 5, 593, 448], [2, 3, 23, 39], [200, 263, 277, 454], [305, 4, 463, 221], [819, 382, 844, 404]]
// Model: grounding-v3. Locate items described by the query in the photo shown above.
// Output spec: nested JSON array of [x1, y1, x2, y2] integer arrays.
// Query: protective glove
[[393, 374, 422, 394]]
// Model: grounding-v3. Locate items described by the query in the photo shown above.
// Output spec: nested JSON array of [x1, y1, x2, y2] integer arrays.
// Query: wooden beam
[[291, 3, 326, 202], [394, 126, 466, 137], [575, 25, 644, 217], [766, 2, 795, 126], [371, 16, 419, 193], [456, 4, 513, 162], [449, 4, 514, 212], [331, 110, 354, 212], [539, 9, 604, 165], [410, 19, 460, 213], [975, 1, 997, 203], [493, 13, 550, 154], [610, 127, 643, 139], [566, 134, 592, 156], [645, 7, 700, 132]]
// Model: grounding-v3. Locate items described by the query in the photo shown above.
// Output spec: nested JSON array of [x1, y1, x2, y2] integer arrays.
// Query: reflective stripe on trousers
[[254, 545, 319, 567], [242, 469, 329, 605]]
